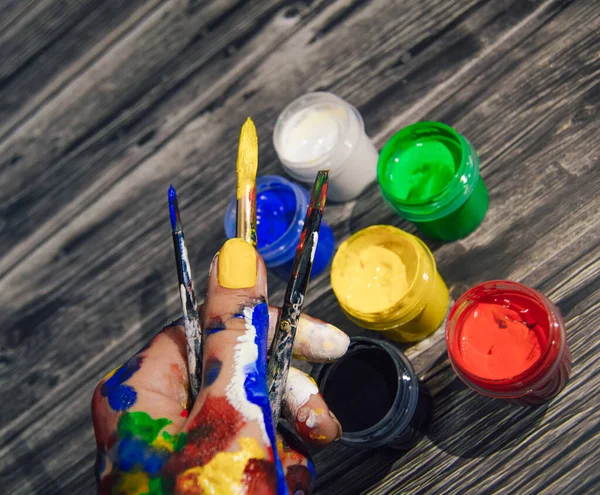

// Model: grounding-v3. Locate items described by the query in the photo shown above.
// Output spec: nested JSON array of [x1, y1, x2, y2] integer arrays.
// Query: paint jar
[[273, 92, 379, 202], [330, 225, 449, 342], [312, 336, 430, 449], [446, 280, 571, 406], [378, 121, 489, 241], [224, 175, 335, 279]]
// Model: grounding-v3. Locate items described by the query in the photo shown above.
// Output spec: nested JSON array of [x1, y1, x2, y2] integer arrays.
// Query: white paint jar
[[273, 92, 379, 202]]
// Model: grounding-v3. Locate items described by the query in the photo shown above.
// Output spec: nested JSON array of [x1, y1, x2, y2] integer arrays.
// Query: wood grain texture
[[0, 0, 598, 493]]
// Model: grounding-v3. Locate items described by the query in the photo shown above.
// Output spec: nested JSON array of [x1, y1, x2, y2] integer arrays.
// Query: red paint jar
[[446, 281, 571, 405]]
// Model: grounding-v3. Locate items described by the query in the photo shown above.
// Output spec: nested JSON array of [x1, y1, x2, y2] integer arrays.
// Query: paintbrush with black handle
[[267, 170, 330, 421]]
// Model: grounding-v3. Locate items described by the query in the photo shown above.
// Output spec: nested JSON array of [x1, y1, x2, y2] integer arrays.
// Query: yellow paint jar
[[331, 225, 449, 342]]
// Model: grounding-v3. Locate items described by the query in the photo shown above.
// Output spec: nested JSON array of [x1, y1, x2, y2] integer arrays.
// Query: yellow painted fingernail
[[218, 238, 257, 289]]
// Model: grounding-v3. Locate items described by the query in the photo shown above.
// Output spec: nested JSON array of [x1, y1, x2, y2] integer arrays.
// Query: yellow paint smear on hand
[[113, 471, 149, 494], [236, 117, 258, 200], [177, 437, 265, 495], [332, 245, 410, 314]]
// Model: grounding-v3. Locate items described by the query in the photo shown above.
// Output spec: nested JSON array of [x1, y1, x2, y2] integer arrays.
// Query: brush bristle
[[236, 117, 258, 199]]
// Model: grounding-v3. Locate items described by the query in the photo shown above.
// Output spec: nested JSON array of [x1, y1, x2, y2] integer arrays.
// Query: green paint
[[385, 138, 457, 202], [143, 477, 169, 495], [118, 412, 172, 444], [378, 122, 489, 241], [161, 430, 187, 452]]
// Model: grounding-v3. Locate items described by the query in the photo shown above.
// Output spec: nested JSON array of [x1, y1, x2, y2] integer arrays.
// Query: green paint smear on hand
[[161, 430, 187, 452], [118, 412, 172, 444], [387, 139, 456, 202], [143, 477, 169, 495]]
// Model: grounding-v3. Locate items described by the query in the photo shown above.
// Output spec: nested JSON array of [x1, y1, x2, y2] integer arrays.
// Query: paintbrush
[[267, 170, 330, 421], [168, 185, 202, 402], [236, 117, 258, 247]]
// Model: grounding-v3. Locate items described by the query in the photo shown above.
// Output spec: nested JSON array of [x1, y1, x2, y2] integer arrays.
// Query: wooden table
[[1, 1, 598, 493]]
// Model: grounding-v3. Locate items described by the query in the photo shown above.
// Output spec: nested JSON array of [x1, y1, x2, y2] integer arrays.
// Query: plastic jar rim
[[313, 337, 420, 448], [273, 92, 364, 179], [377, 121, 481, 221], [446, 280, 567, 398], [331, 225, 438, 329]]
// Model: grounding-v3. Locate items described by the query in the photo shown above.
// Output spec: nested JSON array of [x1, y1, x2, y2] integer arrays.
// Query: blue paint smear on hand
[[117, 437, 169, 476], [100, 356, 143, 412], [203, 358, 222, 387], [244, 302, 288, 495]]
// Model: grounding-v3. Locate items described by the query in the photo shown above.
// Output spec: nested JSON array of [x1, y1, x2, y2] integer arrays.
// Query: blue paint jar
[[312, 337, 430, 449], [224, 175, 335, 279]]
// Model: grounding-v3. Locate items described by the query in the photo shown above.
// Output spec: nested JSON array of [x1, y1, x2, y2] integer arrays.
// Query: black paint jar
[[312, 337, 430, 449]]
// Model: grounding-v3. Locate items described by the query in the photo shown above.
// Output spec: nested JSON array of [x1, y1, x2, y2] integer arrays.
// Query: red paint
[[180, 409, 189, 418], [165, 395, 246, 475], [447, 281, 571, 405], [242, 458, 277, 495], [458, 303, 542, 379]]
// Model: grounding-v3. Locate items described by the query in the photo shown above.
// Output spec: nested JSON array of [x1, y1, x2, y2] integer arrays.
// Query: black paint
[[321, 348, 398, 433]]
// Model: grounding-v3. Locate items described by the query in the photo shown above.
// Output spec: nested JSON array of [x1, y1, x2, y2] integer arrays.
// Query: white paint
[[310, 231, 319, 263], [285, 367, 319, 420], [273, 92, 378, 202], [304, 409, 318, 428], [279, 106, 341, 162], [295, 319, 350, 362], [179, 285, 188, 318], [225, 305, 269, 444]]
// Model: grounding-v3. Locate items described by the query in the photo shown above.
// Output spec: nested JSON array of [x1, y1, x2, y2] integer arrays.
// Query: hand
[[92, 239, 349, 494]]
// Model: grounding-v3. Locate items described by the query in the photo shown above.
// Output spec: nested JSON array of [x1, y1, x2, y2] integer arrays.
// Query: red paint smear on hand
[[164, 395, 246, 476], [459, 303, 542, 380], [242, 458, 278, 495]]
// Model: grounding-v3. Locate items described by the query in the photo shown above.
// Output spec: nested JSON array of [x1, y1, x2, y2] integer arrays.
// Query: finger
[[268, 308, 349, 362], [283, 367, 342, 446], [276, 424, 316, 495], [197, 301, 350, 362], [166, 239, 287, 494], [91, 322, 190, 488]]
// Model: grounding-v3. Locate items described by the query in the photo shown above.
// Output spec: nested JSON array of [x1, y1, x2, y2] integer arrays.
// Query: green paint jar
[[377, 122, 489, 241]]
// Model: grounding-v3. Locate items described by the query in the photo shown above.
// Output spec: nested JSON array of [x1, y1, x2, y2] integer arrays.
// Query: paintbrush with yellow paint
[[236, 117, 258, 247]]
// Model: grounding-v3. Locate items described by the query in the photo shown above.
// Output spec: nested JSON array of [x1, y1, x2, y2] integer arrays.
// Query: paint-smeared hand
[[92, 239, 349, 494]]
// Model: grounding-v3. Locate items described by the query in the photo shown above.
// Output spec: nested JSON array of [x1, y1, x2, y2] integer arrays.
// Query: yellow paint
[[177, 437, 265, 495], [331, 225, 449, 342], [112, 471, 149, 494], [332, 244, 410, 313], [102, 366, 120, 381], [386, 271, 449, 343], [236, 117, 258, 200], [218, 238, 257, 289], [153, 432, 175, 452], [309, 433, 327, 441]]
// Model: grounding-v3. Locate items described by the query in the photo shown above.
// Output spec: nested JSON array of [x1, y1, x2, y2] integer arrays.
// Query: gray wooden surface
[[0, 0, 598, 493]]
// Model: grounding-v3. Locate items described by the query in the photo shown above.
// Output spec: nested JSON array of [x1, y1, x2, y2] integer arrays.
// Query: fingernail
[[329, 410, 343, 441], [217, 238, 257, 289]]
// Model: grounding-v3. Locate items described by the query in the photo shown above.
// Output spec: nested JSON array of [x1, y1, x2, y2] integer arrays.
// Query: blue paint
[[205, 318, 226, 335], [233, 312, 245, 319], [256, 188, 296, 249], [244, 302, 287, 494], [95, 451, 106, 482], [117, 437, 169, 475], [168, 185, 178, 232], [100, 356, 142, 412], [204, 358, 222, 386], [224, 175, 335, 279]]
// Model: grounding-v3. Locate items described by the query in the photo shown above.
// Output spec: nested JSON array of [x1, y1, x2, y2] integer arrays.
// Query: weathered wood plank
[[0, 0, 598, 493]]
